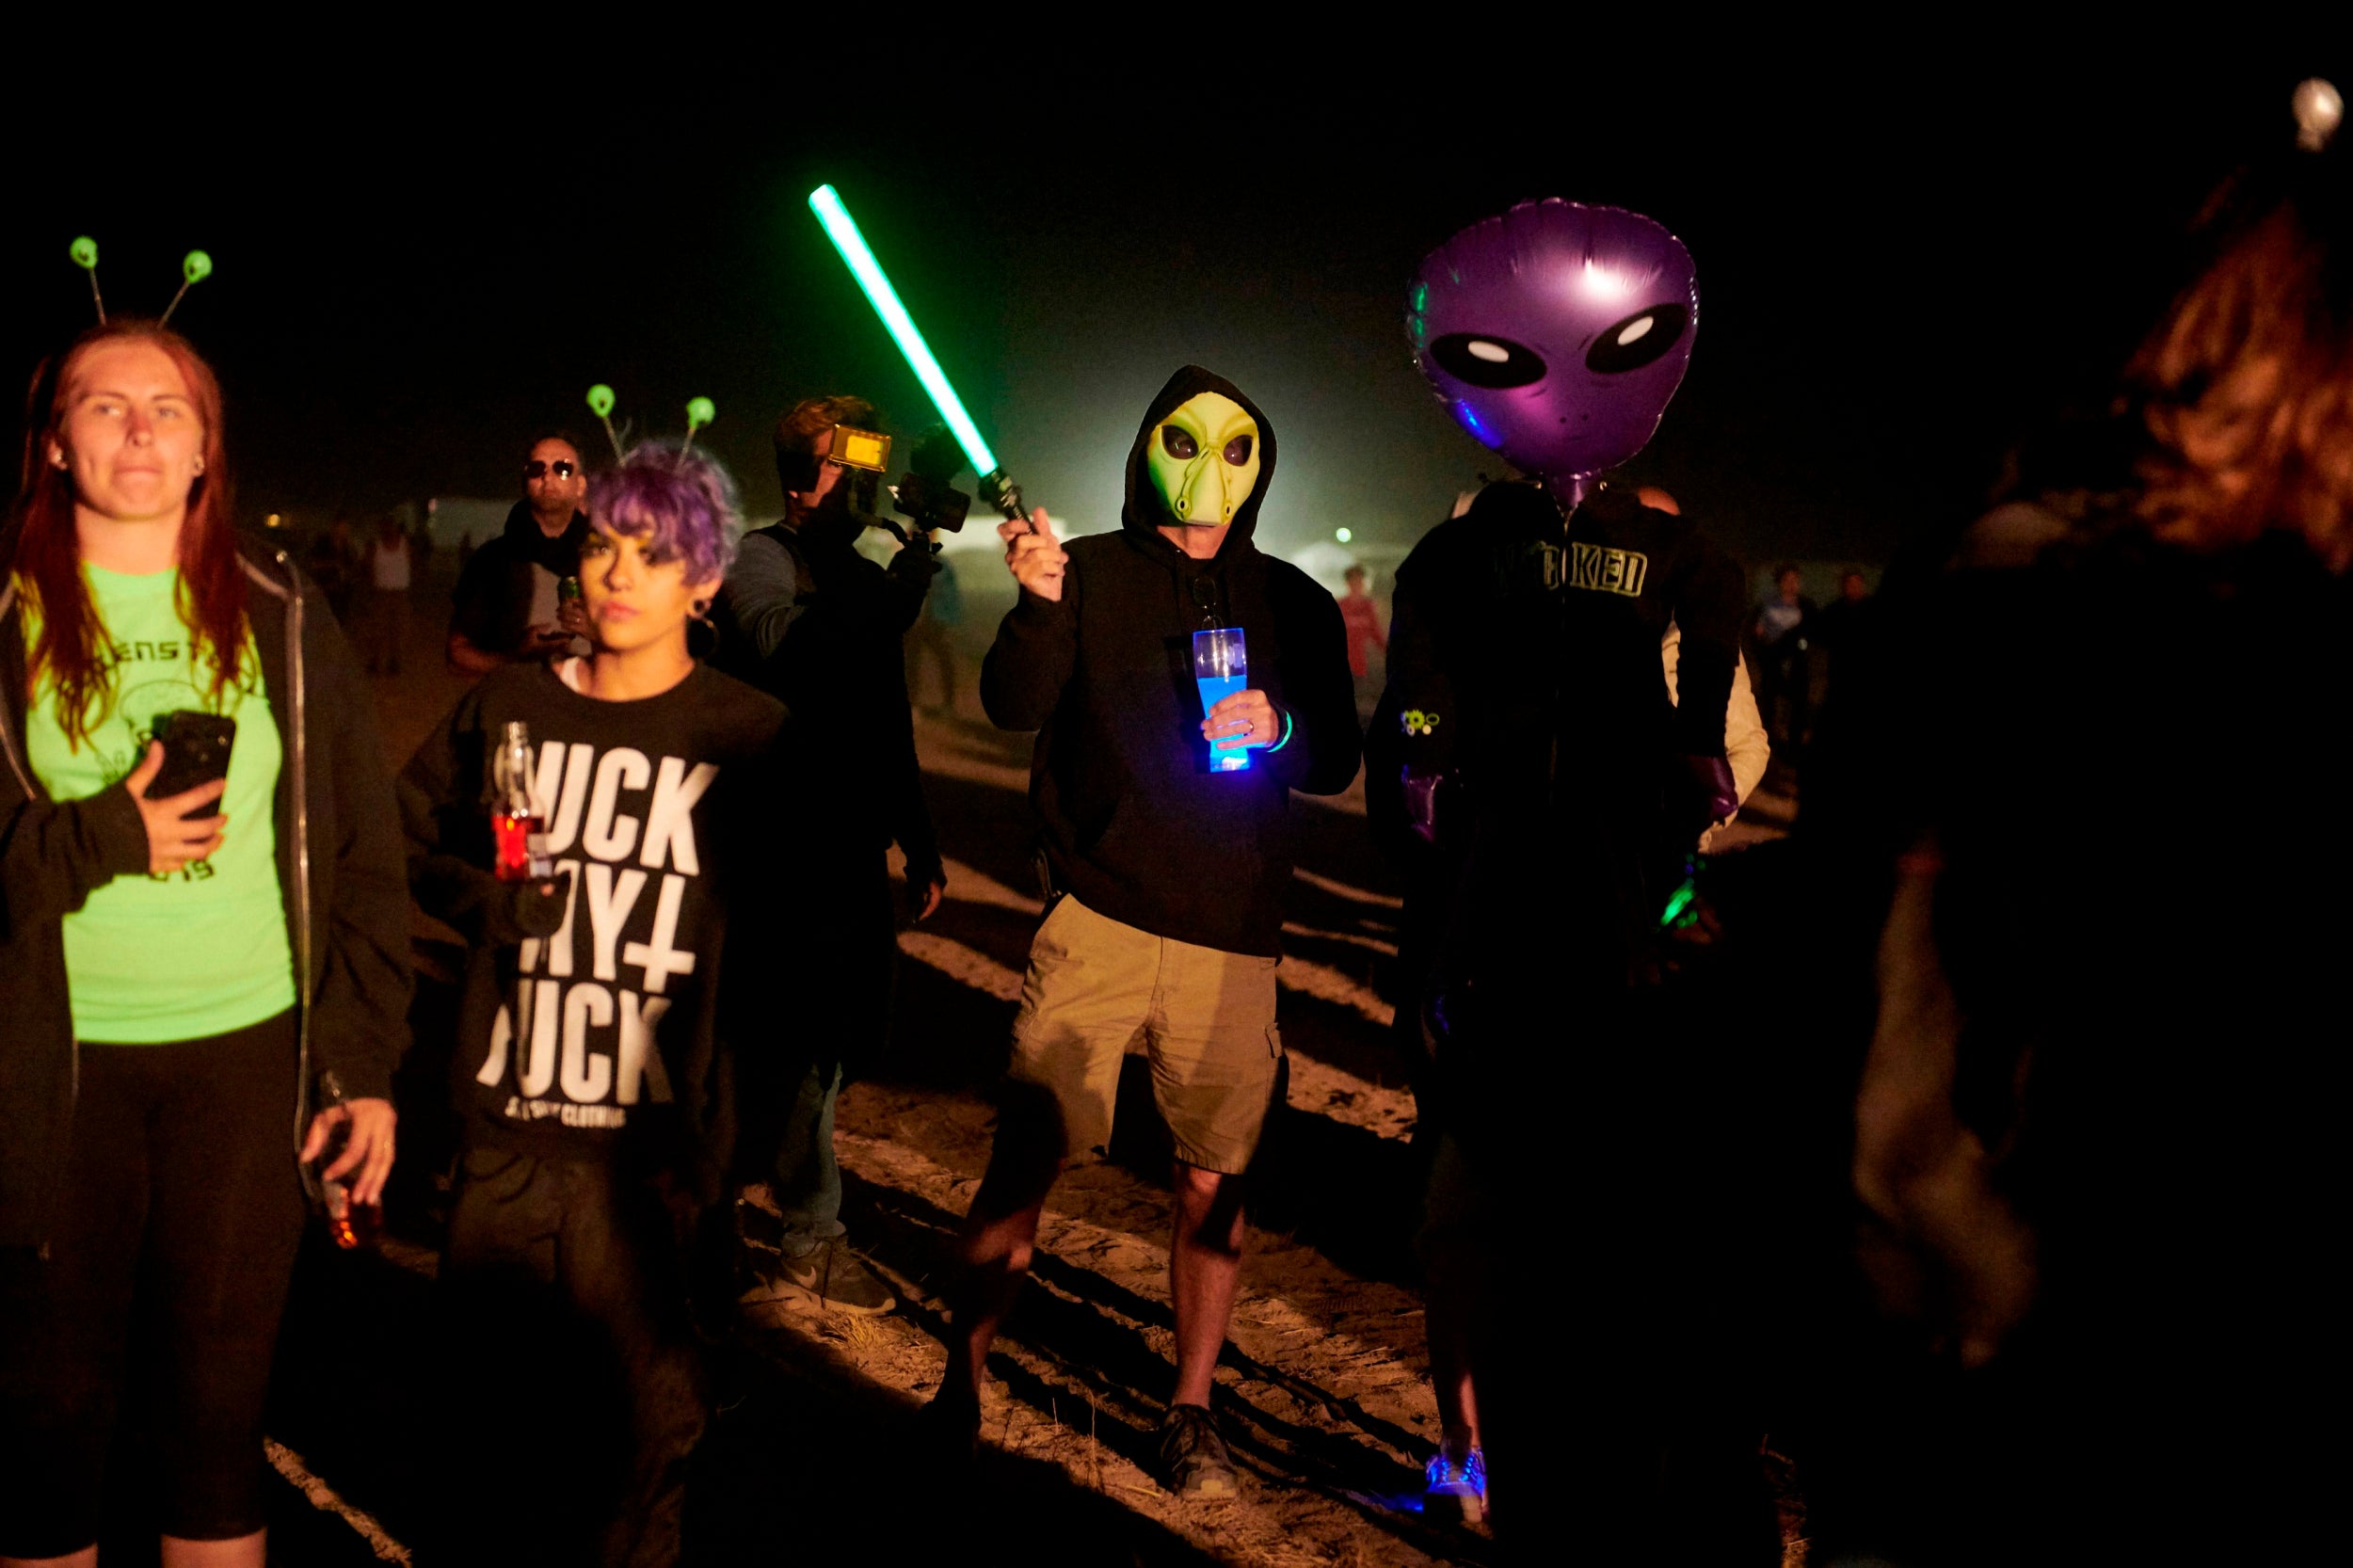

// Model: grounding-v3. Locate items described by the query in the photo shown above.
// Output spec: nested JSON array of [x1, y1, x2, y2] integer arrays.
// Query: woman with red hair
[[0, 322, 410, 1567], [1841, 83, 2351, 1563]]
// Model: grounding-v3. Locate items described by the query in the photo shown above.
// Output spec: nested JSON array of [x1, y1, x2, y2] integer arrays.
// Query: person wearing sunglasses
[[446, 433, 595, 674]]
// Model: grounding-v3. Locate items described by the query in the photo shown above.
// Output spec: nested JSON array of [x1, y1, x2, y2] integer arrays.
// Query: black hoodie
[[980, 366, 1360, 957], [1369, 479, 1745, 843]]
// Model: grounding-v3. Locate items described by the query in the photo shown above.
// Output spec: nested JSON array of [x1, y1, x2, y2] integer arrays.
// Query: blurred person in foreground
[[714, 395, 941, 1317], [447, 433, 594, 673], [926, 366, 1359, 1498], [402, 442, 785, 1565], [0, 321, 409, 1568], [1837, 77, 2351, 1565]]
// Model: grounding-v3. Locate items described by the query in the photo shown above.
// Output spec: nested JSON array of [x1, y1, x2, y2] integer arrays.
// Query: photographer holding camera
[[716, 394, 944, 1316]]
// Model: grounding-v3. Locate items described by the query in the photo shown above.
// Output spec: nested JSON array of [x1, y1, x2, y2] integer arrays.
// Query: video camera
[[780, 423, 973, 540]]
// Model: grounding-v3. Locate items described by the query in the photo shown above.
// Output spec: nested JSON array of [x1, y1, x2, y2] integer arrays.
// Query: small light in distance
[[1336, 527, 1353, 543], [265, 513, 281, 528]]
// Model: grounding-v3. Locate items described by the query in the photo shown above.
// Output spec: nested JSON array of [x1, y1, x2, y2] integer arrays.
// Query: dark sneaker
[[1422, 1435, 1487, 1525], [1158, 1403, 1240, 1499], [747, 1239, 897, 1315]]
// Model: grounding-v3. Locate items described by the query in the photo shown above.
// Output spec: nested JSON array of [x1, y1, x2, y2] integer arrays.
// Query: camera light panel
[[833, 425, 892, 473]]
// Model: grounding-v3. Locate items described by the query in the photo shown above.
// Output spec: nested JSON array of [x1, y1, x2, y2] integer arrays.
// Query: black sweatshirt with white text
[[401, 662, 787, 1196]]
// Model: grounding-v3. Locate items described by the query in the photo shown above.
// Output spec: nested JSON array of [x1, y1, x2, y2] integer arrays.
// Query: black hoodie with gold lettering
[[1367, 478, 1745, 996], [1371, 479, 1743, 840], [980, 366, 1361, 957]]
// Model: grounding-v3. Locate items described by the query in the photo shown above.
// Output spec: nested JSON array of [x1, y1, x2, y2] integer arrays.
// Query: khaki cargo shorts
[[1006, 895, 1283, 1176]]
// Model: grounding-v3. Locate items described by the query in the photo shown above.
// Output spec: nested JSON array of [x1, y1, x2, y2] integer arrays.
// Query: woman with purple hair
[[398, 441, 788, 1564]]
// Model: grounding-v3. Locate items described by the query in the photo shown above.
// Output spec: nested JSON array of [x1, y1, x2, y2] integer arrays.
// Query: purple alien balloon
[[1408, 200, 1698, 504]]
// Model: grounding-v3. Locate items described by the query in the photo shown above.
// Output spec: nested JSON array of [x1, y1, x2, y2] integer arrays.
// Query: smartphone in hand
[[147, 711, 236, 817]]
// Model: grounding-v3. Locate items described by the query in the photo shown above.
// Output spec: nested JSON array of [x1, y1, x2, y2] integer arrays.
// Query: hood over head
[[1121, 365, 1277, 560]]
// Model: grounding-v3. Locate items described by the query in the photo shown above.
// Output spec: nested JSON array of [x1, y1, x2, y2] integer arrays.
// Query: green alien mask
[[1146, 392, 1262, 528]]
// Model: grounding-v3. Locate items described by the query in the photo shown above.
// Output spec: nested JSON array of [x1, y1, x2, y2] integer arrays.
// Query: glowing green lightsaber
[[807, 184, 1032, 528]]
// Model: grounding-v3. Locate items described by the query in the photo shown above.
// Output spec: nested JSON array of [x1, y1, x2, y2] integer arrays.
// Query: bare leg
[[1169, 1163, 1247, 1408], [1424, 1237, 1483, 1449], [161, 1532, 265, 1567], [941, 1125, 1064, 1401]]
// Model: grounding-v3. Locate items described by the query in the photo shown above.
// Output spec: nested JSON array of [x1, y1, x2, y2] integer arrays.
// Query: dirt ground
[[222, 566, 1801, 1566], [728, 702, 1471, 1568]]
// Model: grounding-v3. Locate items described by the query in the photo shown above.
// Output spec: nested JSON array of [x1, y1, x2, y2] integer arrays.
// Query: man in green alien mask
[[922, 366, 1362, 1499], [1146, 386, 1263, 531]]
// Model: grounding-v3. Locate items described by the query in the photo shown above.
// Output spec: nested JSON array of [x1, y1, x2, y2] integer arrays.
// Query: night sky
[[4, 62, 2325, 571]]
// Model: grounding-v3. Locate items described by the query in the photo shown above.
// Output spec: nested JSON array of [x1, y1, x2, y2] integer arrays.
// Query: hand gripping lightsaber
[[808, 184, 1035, 531]]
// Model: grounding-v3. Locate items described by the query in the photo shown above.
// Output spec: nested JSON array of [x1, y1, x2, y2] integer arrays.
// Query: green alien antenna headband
[[584, 384, 717, 461], [69, 237, 215, 327]]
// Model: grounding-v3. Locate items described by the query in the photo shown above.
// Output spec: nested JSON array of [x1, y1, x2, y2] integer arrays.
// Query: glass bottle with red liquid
[[321, 1126, 383, 1249], [314, 1073, 383, 1250], [490, 719, 553, 883]]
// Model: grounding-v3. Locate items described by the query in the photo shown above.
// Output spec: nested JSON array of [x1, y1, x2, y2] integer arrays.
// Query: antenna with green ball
[[159, 250, 212, 327], [586, 384, 623, 458], [680, 397, 714, 459], [71, 236, 104, 323]]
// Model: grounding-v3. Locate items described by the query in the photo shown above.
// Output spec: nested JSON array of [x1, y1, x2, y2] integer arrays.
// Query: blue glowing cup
[[1193, 628, 1250, 773]]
